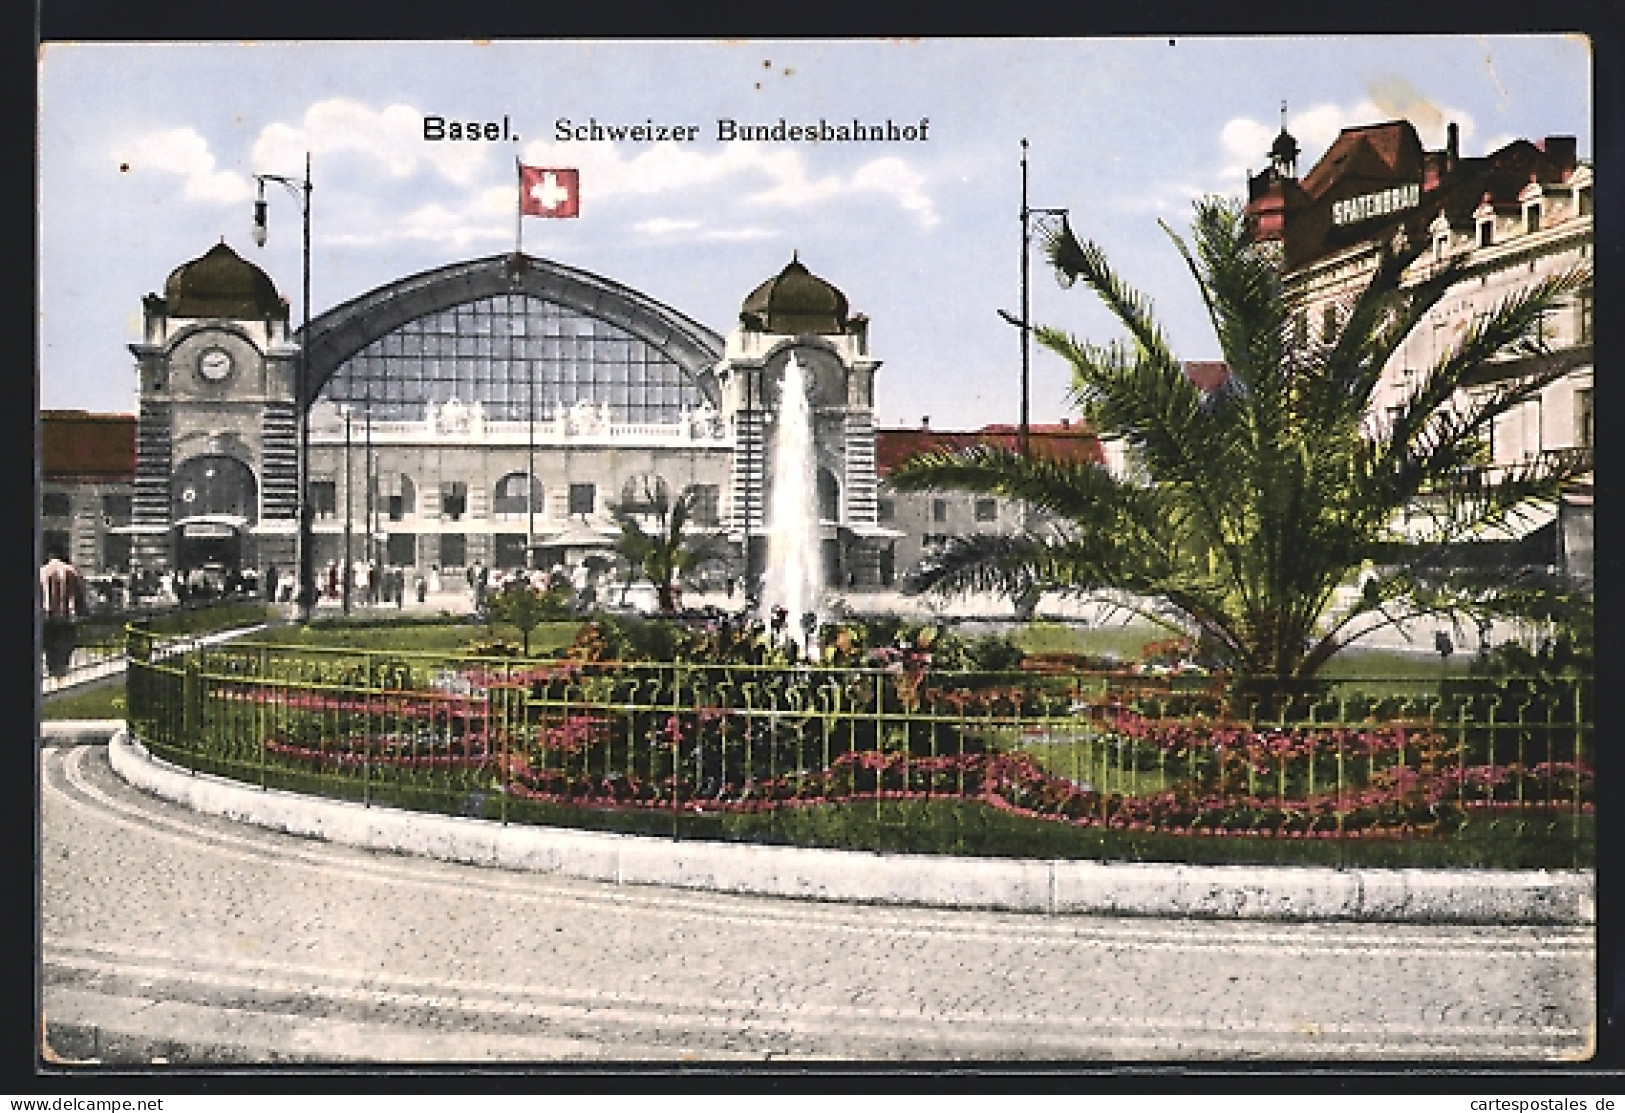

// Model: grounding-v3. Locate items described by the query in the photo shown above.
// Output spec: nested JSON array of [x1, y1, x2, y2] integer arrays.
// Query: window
[[876, 498, 896, 523], [308, 481, 337, 519], [386, 533, 417, 566], [1525, 203, 1542, 234], [101, 494, 132, 522], [1579, 186, 1592, 217], [41, 493, 70, 518], [43, 529, 70, 559], [618, 475, 670, 516], [385, 475, 416, 521], [493, 473, 533, 516], [568, 482, 596, 517], [974, 498, 998, 523], [1320, 304, 1338, 343], [1576, 389, 1593, 449], [932, 498, 948, 523], [104, 533, 132, 572], [1291, 309, 1308, 348], [440, 481, 467, 521], [439, 533, 466, 568], [317, 292, 706, 425], [1578, 292, 1593, 345], [1478, 220, 1493, 248], [817, 468, 840, 523], [687, 484, 720, 527], [493, 534, 527, 569]]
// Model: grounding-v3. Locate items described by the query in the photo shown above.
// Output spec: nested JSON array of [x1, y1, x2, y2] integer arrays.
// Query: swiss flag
[[520, 165, 580, 218]]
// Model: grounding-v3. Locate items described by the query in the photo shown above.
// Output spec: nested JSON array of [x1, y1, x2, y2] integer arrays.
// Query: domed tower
[[1247, 103, 1308, 245], [718, 254, 891, 592], [128, 240, 299, 576]]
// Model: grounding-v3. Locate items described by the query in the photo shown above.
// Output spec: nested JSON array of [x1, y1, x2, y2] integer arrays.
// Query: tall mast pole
[[298, 152, 314, 621], [527, 369, 536, 567], [1020, 138, 1031, 457]]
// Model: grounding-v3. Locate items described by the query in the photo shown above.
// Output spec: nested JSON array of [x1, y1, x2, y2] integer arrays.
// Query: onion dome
[[1269, 126, 1300, 176], [162, 240, 286, 319], [740, 254, 850, 335]]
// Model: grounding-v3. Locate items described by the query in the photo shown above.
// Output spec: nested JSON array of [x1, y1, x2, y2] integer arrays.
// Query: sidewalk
[[40, 622, 273, 697]]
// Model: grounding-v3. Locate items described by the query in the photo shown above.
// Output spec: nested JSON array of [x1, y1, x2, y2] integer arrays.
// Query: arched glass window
[[817, 467, 840, 523], [173, 455, 258, 524], [321, 293, 706, 424], [618, 474, 671, 517], [381, 473, 416, 521], [493, 472, 535, 516]]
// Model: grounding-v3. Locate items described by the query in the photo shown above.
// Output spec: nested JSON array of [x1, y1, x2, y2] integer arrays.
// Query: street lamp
[[253, 153, 314, 622], [999, 138, 1068, 457]]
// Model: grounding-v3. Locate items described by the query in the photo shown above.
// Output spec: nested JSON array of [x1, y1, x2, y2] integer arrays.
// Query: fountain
[[761, 351, 823, 653]]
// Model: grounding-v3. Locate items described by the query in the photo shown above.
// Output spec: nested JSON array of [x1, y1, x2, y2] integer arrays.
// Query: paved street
[[40, 743, 1595, 1064]]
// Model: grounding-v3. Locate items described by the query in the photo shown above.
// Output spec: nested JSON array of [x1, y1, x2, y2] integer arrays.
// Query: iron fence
[[124, 633, 1593, 866]]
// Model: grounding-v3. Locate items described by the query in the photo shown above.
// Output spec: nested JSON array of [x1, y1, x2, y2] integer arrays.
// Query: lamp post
[[999, 138, 1068, 457], [342, 404, 353, 616], [253, 153, 314, 622]]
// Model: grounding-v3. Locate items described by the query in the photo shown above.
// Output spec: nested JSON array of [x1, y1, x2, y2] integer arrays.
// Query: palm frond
[[1041, 216, 1175, 367]]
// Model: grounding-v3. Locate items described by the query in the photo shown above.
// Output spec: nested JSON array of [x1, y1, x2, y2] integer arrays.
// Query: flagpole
[[515, 158, 523, 257]]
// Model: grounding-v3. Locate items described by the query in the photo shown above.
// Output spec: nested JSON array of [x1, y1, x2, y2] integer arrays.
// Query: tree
[[485, 580, 570, 655], [889, 196, 1591, 683], [613, 482, 729, 615]]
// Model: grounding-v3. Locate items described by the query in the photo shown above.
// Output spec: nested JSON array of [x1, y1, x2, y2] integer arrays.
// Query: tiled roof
[[875, 422, 1103, 477], [1183, 360, 1231, 393], [1300, 121, 1424, 199], [40, 411, 136, 481]]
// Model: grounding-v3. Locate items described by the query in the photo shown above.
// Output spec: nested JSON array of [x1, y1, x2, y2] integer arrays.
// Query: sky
[[37, 36, 1592, 430]]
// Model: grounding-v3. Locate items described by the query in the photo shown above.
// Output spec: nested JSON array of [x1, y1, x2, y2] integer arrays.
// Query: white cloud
[[324, 201, 510, 249], [111, 127, 252, 205], [519, 136, 938, 225], [632, 217, 777, 242], [851, 158, 938, 226], [252, 98, 491, 187]]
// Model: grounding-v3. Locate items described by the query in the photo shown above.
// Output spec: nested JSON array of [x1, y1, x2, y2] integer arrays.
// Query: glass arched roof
[[318, 292, 707, 424]]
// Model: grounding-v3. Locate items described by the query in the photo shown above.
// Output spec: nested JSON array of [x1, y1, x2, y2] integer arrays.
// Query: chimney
[[1541, 136, 1577, 171], [1060, 417, 1071, 429], [920, 415, 930, 429], [1447, 122, 1459, 169]]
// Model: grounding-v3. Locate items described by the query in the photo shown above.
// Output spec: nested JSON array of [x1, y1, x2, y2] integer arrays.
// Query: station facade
[[73, 245, 908, 593]]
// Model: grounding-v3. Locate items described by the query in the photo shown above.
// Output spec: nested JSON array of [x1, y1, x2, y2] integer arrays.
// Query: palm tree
[[889, 196, 1591, 683], [613, 482, 729, 615]]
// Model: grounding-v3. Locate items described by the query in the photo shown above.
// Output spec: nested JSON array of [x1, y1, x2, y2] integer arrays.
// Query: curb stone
[[105, 729, 1594, 925]]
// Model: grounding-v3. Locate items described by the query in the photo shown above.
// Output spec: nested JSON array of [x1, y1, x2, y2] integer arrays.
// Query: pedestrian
[[265, 564, 279, 602], [415, 572, 427, 604], [40, 544, 88, 678]]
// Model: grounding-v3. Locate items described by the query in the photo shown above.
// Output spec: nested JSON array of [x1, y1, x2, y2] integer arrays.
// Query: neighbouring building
[[1246, 116, 1593, 587], [38, 410, 136, 574], [873, 419, 1104, 586]]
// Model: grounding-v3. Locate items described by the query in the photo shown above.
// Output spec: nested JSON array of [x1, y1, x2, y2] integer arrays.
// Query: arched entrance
[[172, 455, 257, 572]]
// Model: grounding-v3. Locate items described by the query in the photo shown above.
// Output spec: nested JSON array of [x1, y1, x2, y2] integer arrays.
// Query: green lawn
[[240, 616, 581, 655], [1008, 621, 1162, 661], [40, 682, 126, 721]]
